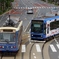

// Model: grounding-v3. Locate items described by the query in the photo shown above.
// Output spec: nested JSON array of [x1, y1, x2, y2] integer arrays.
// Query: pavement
[[49, 36, 59, 59]]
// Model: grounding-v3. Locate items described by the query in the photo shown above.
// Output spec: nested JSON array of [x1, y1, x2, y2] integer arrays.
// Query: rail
[[41, 37, 54, 59], [0, 52, 17, 59]]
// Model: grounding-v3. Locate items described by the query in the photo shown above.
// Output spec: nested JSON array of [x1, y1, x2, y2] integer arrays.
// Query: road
[[0, 7, 59, 59], [12, 0, 56, 9], [22, 8, 59, 59], [49, 36, 59, 59], [0, 0, 59, 58]]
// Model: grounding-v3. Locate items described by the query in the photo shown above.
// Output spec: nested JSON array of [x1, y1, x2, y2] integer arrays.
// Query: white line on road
[[54, 38, 59, 44], [34, 56, 36, 59], [27, 29, 31, 33], [29, 29, 31, 32], [24, 21, 31, 32], [21, 45, 26, 52], [50, 44, 57, 52], [28, 35, 30, 38], [36, 44, 41, 52], [33, 53, 35, 55], [14, 7, 59, 9], [29, 42, 31, 44], [56, 44, 59, 49]]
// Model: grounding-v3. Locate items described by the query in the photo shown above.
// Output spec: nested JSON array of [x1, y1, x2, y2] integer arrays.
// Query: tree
[[0, 0, 14, 14]]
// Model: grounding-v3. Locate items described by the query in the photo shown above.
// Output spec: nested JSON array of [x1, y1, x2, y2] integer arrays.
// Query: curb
[[0, 9, 12, 16]]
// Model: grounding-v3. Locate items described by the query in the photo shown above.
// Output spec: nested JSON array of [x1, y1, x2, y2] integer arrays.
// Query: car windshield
[[31, 20, 43, 33], [0, 33, 15, 42], [28, 9, 33, 11]]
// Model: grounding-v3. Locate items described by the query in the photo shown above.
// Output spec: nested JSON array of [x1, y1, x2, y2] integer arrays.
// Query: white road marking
[[33, 53, 35, 55], [36, 7, 39, 8], [29, 42, 31, 44], [28, 29, 31, 33], [25, 18, 27, 20], [29, 38, 31, 44], [36, 44, 41, 52], [21, 7, 22, 9], [34, 56, 36, 59], [21, 45, 26, 52], [56, 44, 59, 49], [14, 7, 59, 9], [58, 56, 59, 58], [24, 21, 31, 32], [50, 44, 57, 52], [29, 29, 31, 33], [54, 38, 59, 44], [28, 36, 30, 37]]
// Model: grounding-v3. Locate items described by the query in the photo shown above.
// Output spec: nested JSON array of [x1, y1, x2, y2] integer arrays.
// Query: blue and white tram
[[0, 16, 23, 52], [31, 16, 59, 41]]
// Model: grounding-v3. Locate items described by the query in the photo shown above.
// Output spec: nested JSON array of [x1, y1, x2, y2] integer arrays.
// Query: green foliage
[[0, 0, 14, 15]]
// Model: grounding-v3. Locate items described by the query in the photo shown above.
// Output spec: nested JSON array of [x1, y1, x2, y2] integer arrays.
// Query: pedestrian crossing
[[21, 45, 26, 52], [13, 7, 59, 9], [56, 44, 59, 49], [50, 44, 59, 52], [50, 44, 57, 52], [35, 44, 41, 52], [21, 44, 59, 53]]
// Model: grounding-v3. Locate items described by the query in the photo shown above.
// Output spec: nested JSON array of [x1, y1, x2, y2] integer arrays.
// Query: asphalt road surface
[[12, 0, 56, 9], [49, 36, 59, 59], [0, 1, 59, 59]]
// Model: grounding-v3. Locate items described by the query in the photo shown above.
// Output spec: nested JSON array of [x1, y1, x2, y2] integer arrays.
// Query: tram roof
[[32, 16, 59, 22], [0, 16, 22, 28]]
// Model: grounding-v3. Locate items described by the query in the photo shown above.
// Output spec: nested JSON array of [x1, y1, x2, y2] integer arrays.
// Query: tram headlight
[[2, 46, 4, 48], [0, 46, 4, 48], [11, 46, 13, 48], [11, 46, 16, 48], [32, 35, 33, 36], [41, 35, 42, 37]]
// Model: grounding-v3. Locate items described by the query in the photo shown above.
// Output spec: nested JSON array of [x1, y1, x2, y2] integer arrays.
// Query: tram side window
[[50, 20, 59, 30], [44, 23, 46, 34]]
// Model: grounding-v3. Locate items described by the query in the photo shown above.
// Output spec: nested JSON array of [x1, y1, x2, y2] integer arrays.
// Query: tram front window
[[31, 20, 43, 33], [0, 33, 15, 42]]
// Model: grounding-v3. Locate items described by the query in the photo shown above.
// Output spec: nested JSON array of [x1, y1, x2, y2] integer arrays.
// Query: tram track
[[0, 52, 17, 59], [22, 32, 30, 59], [29, 43, 35, 59], [28, 38, 54, 59], [29, 41, 43, 59], [42, 38, 54, 59], [42, 35, 59, 59], [21, 31, 57, 59]]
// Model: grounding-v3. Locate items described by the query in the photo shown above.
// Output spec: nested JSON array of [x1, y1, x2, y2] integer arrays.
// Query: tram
[[0, 15, 23, 52], [31, 16, 59, 41]]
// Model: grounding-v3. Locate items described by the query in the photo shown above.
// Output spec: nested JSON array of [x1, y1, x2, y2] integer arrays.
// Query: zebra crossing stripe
[[50, 44, 57, 52], [21, 45, 26, 52], [14, 7, 59, 9], [56, 44, 59, 49], [36, 44, 41, 52]]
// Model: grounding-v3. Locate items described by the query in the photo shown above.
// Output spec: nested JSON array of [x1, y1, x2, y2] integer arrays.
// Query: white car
[[27, 8, 33, 14]]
